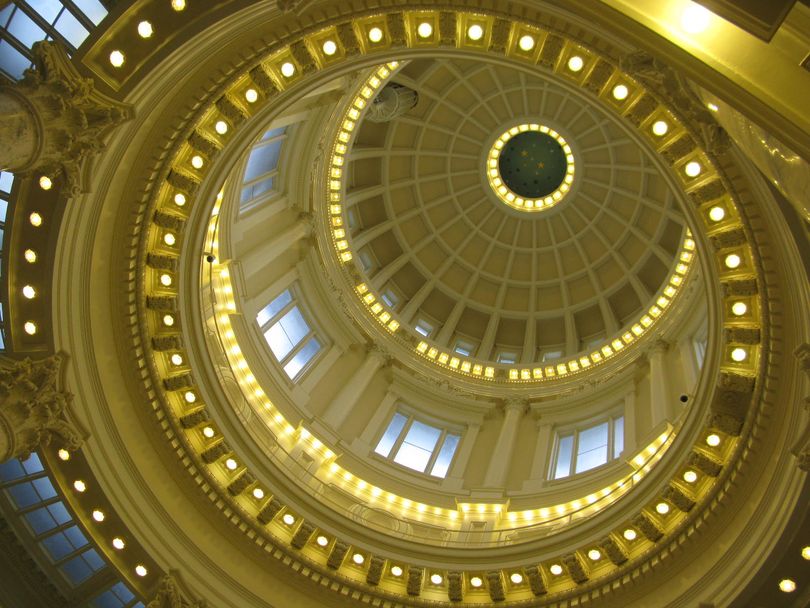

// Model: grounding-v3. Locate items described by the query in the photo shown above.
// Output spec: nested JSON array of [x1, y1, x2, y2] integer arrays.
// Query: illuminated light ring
[[486, 123, 575, 212]]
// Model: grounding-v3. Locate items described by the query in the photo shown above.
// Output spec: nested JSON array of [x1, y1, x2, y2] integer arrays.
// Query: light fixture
[[685, 161, 702, 177], [184, 391, 196, 403], [731, 347, 747, 362], [681, 3, 711, 34], [159, 274, 172, 286], [109, 50, 125, 67], [202, 426, 215, 438], [322, 40, 337, 55], [623, 528, 637, 541], [174, 193, 186, 206], [549, 564, 563, 576], [518, 34, 535, 51], [22, 285, 36, 299], [162, 314, 175, 327], [316, 535, 329, 547], [470, 575, 483, 587], [352, 553, 365, 565], [29, 212, 42, 227], [724, 253, 741, 269], [708, 206, 725, 221], [92, 509, 105, 522], [225, 458, 237, 470], [430, 573, 443, 585], [57, 449, 70, 461], [24, 321, 37, 335], [802, 546, 810, 560], [280, 62, 295, 78], [707, 102, 719, 112], [368, 27, 383, 42], [779, 579, 796, 593], [612, 84, 629, 100], [244, 88, 258, 103], [73, 480, 86, 492], [135, 564, 148, 577], [510, 572, 523, 584], [588, 548, 601, 561], [170, 353, 184, 366], [24, 249, 37, 263], [655, 502, 670, 515], [652, 120, 669, 136], [282, 513, 295, 525], [38, 175, 52, 190], [567, 55, 584, 71], [215, 120, 228, 135], [163, 232, 176, 246], [112, 537, 125, 550], [706, 433, 721, 447], [137, 20, 153, 38], [467, 24, 484, 40], [417, 22, 433, 38], [252, 488, 265, 499], [191, 155, 204, 169], [171, 0, 185, 10], [683, 470, 698, 483], [391, 565, 403, 577], [731, 301, 748, 316]]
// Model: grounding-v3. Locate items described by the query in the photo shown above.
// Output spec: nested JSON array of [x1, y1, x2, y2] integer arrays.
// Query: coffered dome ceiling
[[346, 57, 686, 361]]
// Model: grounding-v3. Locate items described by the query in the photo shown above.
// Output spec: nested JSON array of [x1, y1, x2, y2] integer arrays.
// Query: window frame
[[549, 413, 625, 480], [238, 127, 288, 213], [373, 409, 462, 479], [256, 285, 325, 382]]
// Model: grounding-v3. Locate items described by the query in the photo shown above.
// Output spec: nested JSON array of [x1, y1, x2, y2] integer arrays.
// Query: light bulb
[[137, 21, 153, 38], [322, 40, 337, 55], [417, 22, 433, 38], [109, 50, 125, 67], [467, 24, 483, 40], [567, 56, 584, 72]]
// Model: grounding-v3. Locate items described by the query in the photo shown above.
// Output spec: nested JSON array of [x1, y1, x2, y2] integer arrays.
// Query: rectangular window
[[496, 351, 517, 364], [256, 286, 323, 381], [551, 416, 624, 480], [240, 127, 287, 208], [375, 412, 461, 478], [381, 288, 399, 309], [415, 319, 433, 337], [454, 340, 475, 357]]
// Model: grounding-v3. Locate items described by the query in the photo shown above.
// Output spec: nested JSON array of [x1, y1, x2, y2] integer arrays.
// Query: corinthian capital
[[147, 573, 206, 608], [0, 41, 131, 194], [0, 355, 82, 462]]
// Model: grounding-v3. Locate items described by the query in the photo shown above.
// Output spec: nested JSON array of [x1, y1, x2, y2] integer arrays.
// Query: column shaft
[[483, 402, 525, 488], [321, 349, 384, 430]]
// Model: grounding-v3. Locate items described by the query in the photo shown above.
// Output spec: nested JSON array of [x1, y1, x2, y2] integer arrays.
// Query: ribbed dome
[[347, 58, 686, 361]]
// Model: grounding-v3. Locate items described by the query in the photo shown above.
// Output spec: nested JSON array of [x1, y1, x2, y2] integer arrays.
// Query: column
[[678, 337, 699, 393], [648, 340, 670, 428], [239, 216, 311, 276], [0, 41, 130, 193], [0, 356, 82, 462], [523, 419, 553, 491], [442, 422, 481, 490], [623, 387, 638, 454], [320, 346, 388, 430], [483, 399, 527, 488]]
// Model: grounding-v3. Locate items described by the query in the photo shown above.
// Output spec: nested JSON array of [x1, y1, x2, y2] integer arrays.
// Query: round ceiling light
[[322, 40, 337, 55], [567, 55, 584, 72], [467, 24, 484, 40], [518, 34, 535, 51], [487, 123, 574, 212], [417, 22, 433, 38]]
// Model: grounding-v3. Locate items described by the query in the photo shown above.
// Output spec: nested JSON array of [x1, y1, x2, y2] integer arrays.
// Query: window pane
[[393, 441, 432, 472], [257, 290, 291, 327], [32, 476, 57, 500], [27, 0, 62, 23], [0, 39, 32, 79], [264, 323, 293, 360], [42, 527, 86, 561], [8, 10, 46, 48], [54, 10, 89, 48], [73, 0, 107, 25], [381, 290, 398, 308], [261, 126, 286, 141], [613, 416, 624, 459], [277, 306, 309, 347], [0, 198, 8, 222], [430, 434, 459, 478], [554, 434, 573, 479], [0, 171, 13, 193], [60, 552, 94, 585], [244, 140, 282, 181], [283, 337, 320, 379], [401, 421, 441, 452], [375, 413, 407, 457], [575, 422, 609, 473], [240, 176, 275, 204], [415, 320, 432, 337], [22, 453, 44, 474], [0, 459, 26, 481]]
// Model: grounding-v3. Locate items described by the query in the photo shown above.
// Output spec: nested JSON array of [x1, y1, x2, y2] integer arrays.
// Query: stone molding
[[0, 41, 131, 194], [0, 355, 82, 462], [146, 573, 206, 608]]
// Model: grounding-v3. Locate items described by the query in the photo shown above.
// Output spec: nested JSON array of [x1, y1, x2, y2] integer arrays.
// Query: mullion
[[50, 543, 90, 567], [424, 429, 447, 475], [13, 494, 61, 516], [262, 297, 295, 332], [242, 169, 279, 190], [0, 27, 35, 62], [14, 3, 78, 53], [0, 470, 49, 490], [389, 416, 413, 459], [31, 518, 76, 542], [278, 328, 315, 367], [59, 0, 98, 32]]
